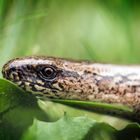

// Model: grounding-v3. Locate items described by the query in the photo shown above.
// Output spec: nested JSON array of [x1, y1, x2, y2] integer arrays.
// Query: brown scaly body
[[2, 56, 140, 121]]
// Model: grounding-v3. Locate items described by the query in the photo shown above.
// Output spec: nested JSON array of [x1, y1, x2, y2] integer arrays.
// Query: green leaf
[[21, 115, 115, 140], [22, 115, 140, 140], [50, 99, 134, 120], [0, 78, 48, 140], [0, 78, 24, 113]]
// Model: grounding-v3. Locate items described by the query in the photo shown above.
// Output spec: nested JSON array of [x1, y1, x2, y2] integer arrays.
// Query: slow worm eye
[[43, 67, 54, 77], [39, 66, 57, 80]]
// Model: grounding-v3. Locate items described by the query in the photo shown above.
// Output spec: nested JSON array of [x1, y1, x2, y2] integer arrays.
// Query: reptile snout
[[2, 61, 11, 80], [2, 59, 20, 81]]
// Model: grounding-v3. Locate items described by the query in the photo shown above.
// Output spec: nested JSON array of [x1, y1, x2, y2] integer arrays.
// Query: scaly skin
[[2, 56, 140, 121]]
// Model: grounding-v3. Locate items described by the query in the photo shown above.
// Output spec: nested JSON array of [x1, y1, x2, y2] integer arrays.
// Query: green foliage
[[22, 116, 116, 140], [0, 78, 140, 140], [0, 78, 48, 140], [22, 115, 140, 140]]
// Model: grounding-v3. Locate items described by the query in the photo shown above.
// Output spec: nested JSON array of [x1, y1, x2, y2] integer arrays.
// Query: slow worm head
[[2, 56, 140, 121]]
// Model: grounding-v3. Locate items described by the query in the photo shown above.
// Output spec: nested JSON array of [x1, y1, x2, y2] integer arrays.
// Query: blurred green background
[[1, 0, 140, 73], [0, 0, 140, 130]]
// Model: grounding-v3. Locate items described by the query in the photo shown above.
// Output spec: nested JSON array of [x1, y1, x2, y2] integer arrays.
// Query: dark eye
[[40, 66, 57, 80]]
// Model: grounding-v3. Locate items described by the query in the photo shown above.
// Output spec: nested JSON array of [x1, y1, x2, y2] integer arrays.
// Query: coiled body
[[2, 56, 140, 121]]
